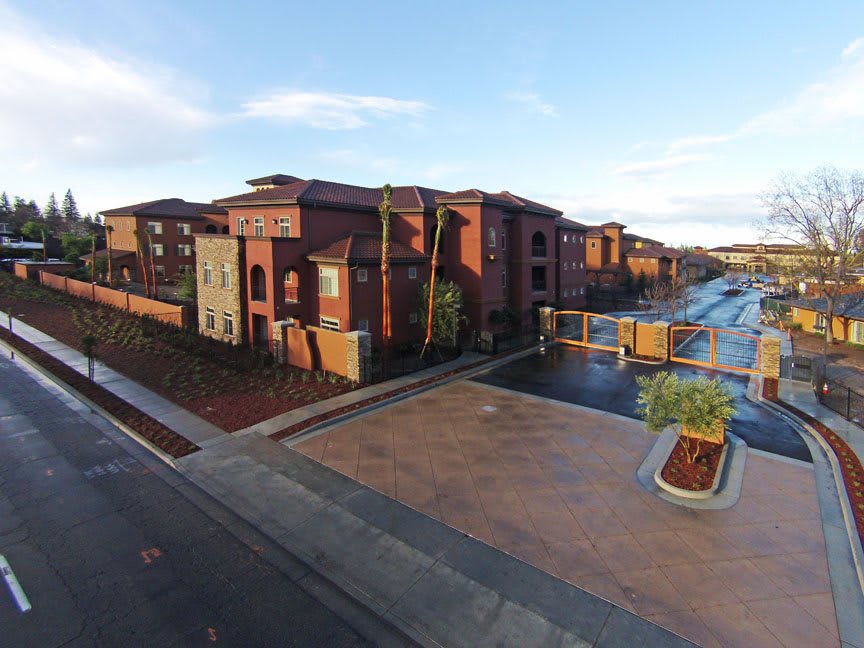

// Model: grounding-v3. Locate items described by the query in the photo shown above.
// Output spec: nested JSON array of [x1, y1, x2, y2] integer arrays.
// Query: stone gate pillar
[[346, 331, 372, 383], [619, 317, 636, 355], [539, 307, 556, 340], [761, 336, 781, 379], [653, 321, 670, 361], [271, 320, 293, 364]]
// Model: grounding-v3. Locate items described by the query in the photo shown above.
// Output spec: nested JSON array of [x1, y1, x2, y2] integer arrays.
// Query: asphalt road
[[0, 355, 380, 648], [608, 277, 763, 330], [472, 345, 812, 463]]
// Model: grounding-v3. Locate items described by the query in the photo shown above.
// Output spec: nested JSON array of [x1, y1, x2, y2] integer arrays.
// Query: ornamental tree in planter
[[636, 371, 737, 464]]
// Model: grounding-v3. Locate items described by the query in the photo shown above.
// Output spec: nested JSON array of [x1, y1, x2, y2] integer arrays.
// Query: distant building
[[684, 250, 724, 280], [706, 243, 804, 274], [787, 292, 864, 343], [584, 221, 684, 285], [81, 199, 228, 283]]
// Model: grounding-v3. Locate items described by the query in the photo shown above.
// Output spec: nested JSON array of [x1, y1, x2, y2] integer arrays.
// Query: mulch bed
[[0, 327, 199, 459], [762, 377, 779, 401], [660, 439, 724, 491], [722, 289, 743, 296], [773, 399, 864, 544]]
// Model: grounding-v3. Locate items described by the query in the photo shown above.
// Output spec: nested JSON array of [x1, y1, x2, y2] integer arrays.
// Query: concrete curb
[[0, 336, 179, 468]]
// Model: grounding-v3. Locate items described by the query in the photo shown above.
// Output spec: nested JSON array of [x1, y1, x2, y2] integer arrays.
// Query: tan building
[[788, 292, 864, 343], [706, 243, 803, 274]]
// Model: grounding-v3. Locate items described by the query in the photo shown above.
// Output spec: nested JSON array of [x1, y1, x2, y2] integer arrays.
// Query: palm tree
[[134, 230, 150, 298], [90, 234, 96, 284], [422, 206, 449, 357], [146, 231, 159, 300], [379, 184, 393, 350], [105, 224, 114, 287]]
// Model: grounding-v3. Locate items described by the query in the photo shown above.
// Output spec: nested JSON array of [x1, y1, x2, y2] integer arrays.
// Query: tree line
[[0, 189, 103, 236]]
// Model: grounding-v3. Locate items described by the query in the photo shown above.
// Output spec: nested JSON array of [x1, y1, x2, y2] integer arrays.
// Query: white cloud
[[842, 38, 863, 58], [242, 91, 429, 129], [613, 154, 714, 177], [0, 18, 214, 168], [506, 92, 558, 117]]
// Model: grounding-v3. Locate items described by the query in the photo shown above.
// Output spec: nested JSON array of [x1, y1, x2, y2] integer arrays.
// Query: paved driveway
[[293, 381, 836, 648], [471, 345, 812, 462], [609, 278, 762, 331]]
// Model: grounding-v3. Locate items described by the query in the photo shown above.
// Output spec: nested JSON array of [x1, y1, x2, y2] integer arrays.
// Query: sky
[[1, 0, 863, 247]]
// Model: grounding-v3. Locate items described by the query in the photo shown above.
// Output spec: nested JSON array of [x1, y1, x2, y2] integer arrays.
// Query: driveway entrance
[[670, 326, 761, 374], [554, 311, 620, 351]]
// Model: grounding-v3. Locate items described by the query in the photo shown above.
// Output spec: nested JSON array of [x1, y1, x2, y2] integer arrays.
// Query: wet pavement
[[471, 345, 812, 463]]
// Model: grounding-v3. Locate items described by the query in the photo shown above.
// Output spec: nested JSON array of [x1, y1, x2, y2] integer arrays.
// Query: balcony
[[531, 246, 546, 258], [531, 280, 547, 292], [283, 285, 299, 303]]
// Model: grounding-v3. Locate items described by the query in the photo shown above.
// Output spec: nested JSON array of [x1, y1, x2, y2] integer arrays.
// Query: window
[[319, 267, 339, 297], [815, 313, 826, 331], [221, 263, 231, 289], [640, 257, 645, 264], [531, 266, 546, 292], [409, 312, 418, 324], [146, 222, 162, 235], [501, 268, 507, 288], [253, 217, 264, 237], [563, 261, 569, 271], [531, 232, 546, 257], [178, 264, 193, 274], [237, 217, 246, 236], [357, 268, 368, 283], [590, 241, 597, 249], [251, 265, 266, 302], [320, 316, 340, 331], [279, 217, 291, 238], [177, 223, 191, 235], [151, 244, 164, 256], [358, 319, 369, 331], [205, 307, 215, 330], [562, 288, 568, 297], [501, 231, 506, 250], [563, 234, 569, 243], [580, 261, 584, 269], [408, 266, 417, 279], [852, 321, 864, 344], [176, 244, 192, 256], [155, 265, 166, 278], [203, 261, 213, 285], [580, 236, 584, 244], [651, 258, 657, 264], [223, 311, 234, 337], [580, 287, 585, 295], [488, 227, 496, 248]]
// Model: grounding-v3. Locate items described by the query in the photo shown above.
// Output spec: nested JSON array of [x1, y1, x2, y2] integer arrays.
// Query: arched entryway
[[205, 224, 217, 234], [282, 267, 299, 303], [120, 265, 131, 281], [250, 265, 267, 302]]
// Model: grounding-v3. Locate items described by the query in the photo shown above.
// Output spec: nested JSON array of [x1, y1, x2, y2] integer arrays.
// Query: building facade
[[584, 221, 684, 284], [194, 175, 590, 350], [96, 199, 228, 283]]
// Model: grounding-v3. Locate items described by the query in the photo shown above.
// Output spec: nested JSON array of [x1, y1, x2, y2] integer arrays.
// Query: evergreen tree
[[0, 192, 10, 220], [12, 197, 40, 229], [27, 200, 42, 219], [44, 192, 62, 230], [62, 189, 81, 225]]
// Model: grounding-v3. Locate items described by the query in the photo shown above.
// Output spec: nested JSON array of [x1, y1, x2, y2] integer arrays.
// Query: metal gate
[[780, 355, 815, 382], [553, 311, 620, 351], [670, 326, 761, 374]]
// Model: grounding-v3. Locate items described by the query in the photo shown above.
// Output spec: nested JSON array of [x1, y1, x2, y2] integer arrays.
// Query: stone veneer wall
[[539, 307, 555, 339], [345, 331, 372, 383], [619, 317, 636, 354], [195, 235, 245, 345], [653, 321, 670, 361], [761, 336, 781, 378]]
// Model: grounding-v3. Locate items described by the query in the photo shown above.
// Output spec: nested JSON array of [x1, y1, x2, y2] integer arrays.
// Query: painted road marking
[[83, 457, 137, 480], [141, 548, 162, 564], [0, 554, 32, 613]]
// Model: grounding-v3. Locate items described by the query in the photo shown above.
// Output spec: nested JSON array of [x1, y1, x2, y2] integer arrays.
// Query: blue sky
[[2, 1, 863, 246]]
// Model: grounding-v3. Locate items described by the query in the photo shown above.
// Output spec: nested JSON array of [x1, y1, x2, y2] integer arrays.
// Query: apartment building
[[194, 175, 589, 348], [94, 199, 228, 282], [584, 221, 684, 284]]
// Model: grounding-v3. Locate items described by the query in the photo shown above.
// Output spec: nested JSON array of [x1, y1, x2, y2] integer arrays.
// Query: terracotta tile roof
[[601, 221, 626, 228], [623, 232, 663, 245], [307, 231, 428, 265], [625, 245, 687, 259], [436, 188, 562, 215], [79, 248, 136, 261], [216, 180, 448, 211], [555, 217, 588, 231], [100, 198, 227, 220], [787, 292, 864, 320], [586, 229, 607, 237], [245, 173, 304, 187], [685, 252, 723, 267]]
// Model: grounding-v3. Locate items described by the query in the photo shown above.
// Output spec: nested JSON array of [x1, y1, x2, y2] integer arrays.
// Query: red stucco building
[[584, 221, 685, 285], [194, 175, 589, 349]]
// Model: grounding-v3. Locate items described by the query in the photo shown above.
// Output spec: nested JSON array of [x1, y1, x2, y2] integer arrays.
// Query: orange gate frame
[[669, 326, 761, 374], [553, 311, 621, 352]]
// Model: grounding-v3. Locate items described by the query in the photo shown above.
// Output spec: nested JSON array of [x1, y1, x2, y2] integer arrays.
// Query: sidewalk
[[0, 312, 695, 646]]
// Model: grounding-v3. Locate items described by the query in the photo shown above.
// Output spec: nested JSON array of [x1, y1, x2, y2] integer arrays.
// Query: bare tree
[[671, 273, 699, 324], [724, 268, 743, 291], [761, 166, 864, 345], [641, 282, 669, 321]]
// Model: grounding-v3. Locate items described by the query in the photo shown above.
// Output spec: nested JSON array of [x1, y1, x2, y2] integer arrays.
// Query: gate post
[[710, 329, 717, 366], [761, 337, 780, 379], [539, 307, 555, 340], [619, 317, 636, 355], [653, 321, 670, 361]]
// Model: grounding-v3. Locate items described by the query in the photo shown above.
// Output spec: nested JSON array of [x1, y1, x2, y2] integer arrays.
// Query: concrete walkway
[[0, 314, 694, 646]]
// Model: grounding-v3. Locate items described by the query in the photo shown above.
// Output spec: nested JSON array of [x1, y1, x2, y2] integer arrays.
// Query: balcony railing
[[283, 286, 299, 303], [531, 246, 546, 258]]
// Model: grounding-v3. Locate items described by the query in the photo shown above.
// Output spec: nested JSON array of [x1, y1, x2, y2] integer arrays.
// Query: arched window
[[531, 232, 546, 257], [283, 266, 299, 303], [251, 265, 266, 302], [487, 227, 496, 248], [221, 225, 229, 234], [205, 224, 217, 234]]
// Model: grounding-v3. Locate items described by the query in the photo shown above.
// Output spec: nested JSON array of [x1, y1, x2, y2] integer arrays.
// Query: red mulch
[[0, 328, 199, 458], [722, 289, 743, 296], [774, 400, 864, 544], [762, 377, 779, 401], [660, 439, 724, 491]]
